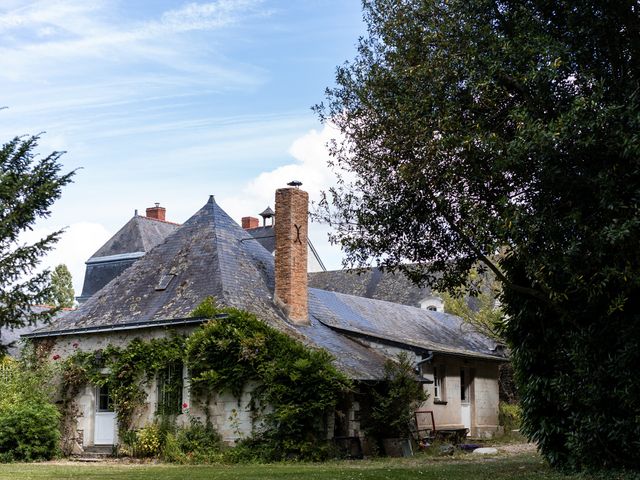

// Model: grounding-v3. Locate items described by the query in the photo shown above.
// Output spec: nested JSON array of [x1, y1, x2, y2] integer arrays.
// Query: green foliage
[[0, 134, 74, 352], [62, 301, 351, 461], [440, 268, 504, 344], [63, 335, 186, 432], [317, 0, 640, 471], [189, 296, 220, 319], [0, 402, 60, 462], [162, 417, 224, 463], [45, 264, 75, 308], [498, 402, 522, 433], [369, 352, 427, 439], [0, 349, 61, 461], [136, 423, 163, 457], [186, 302, 352, 460]]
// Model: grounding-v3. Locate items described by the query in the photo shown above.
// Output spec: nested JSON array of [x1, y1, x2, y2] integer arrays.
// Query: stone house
[[25, 186, 506, 452]]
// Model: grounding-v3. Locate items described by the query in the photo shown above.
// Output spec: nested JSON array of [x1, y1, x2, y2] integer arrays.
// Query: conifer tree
[[46, 264, 75, 308], [0, 134, 74, 346]]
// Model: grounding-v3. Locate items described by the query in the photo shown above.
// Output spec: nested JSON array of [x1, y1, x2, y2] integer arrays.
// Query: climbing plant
[[185, 302, 352, 460], [63, 335, 186, 433], [62, 298, 351, 460]]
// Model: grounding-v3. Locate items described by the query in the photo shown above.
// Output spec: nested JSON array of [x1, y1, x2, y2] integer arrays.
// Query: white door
[[460, 368, 472, 434], [94, 384, 116, 445]]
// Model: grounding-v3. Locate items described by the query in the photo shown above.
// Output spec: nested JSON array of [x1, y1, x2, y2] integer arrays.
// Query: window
[[155, 273, 176, 291], [157, 361, 183, 415], [96, 384, 114, 412], [433, 365, 446, 401], [460, 368, 471, 404]]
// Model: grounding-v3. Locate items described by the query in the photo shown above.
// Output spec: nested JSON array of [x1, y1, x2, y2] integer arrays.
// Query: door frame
[[94, 384, 116, 445], [460, 367, 473, 434]]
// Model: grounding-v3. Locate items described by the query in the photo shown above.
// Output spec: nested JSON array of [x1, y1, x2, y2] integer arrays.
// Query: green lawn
[[0, 453, 634, 480]]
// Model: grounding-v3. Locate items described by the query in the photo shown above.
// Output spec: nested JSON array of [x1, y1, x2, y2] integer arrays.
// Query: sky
[[0, 0, 366, 295]]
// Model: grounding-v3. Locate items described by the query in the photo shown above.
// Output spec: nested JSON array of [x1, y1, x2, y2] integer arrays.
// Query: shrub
[[0, 402, 60, 461], [176, 417, 222, 454], [161, 418, 224, 464], [369, 352, 427, 439], [135, 423, 162, 457], [0, 349, 61, 462], [499, 402, 522, 432]]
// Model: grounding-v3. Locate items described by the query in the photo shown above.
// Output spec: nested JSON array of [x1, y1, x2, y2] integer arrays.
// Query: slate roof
[[246, 225, 326, 272], [32, 196, 505, 379], [78, 215, 180, 302], [246, 226, 275, 253], [91, 215, 180, 258], [308, 268, 433, 307], [309, 289, 500, 360], [1, 306, 69, 357]]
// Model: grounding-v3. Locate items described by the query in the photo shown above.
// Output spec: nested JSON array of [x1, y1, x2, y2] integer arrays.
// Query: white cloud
[[19, 222, 112, 296], [0, 0, 266, 83], [16, 123, 345, 297], [220, 123, 345, 270], [160, 0, 262, 33]]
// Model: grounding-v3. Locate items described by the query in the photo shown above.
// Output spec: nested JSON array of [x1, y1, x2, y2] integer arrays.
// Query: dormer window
[[155, 273, 176, 291], [420, 296, 444, 312]]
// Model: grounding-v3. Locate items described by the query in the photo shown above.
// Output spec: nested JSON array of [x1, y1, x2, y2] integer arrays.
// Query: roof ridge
[[208, 200, 225, 305], [136, 215, 182, 226]]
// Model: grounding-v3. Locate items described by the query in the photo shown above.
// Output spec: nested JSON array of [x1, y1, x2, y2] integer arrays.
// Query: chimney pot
[[242, 216, 260, 229], [274, 187, 309, 325], [146, 203, 166, 221]]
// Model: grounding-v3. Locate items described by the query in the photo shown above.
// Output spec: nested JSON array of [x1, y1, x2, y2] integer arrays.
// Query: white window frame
[[433, 365, 446, 401]]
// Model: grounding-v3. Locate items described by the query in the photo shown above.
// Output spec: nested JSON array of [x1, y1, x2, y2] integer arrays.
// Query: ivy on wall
[[63, 335, 185, 432], [62, 298, 352, 458], [186, 302, 352, 457]]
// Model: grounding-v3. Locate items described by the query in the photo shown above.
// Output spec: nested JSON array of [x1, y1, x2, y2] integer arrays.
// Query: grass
[[0, 453, 637, 480]]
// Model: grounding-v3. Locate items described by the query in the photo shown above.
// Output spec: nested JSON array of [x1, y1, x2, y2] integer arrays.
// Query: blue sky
[[0, 0, 365, 293]]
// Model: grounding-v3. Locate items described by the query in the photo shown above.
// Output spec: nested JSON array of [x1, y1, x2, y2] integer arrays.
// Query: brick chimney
[[242, 216, 259, 229], [274, 187, 309, 325], [146, 203, 166, 221]]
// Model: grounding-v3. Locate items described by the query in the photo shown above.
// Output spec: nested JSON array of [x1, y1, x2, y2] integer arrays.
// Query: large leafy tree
[[46, 264, 75, 309], [317, 0, 640, 471], [0, 134, 74, 348]]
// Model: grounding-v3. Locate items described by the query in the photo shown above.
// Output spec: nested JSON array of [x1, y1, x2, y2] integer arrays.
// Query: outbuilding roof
[[308, 267, 434, 308]]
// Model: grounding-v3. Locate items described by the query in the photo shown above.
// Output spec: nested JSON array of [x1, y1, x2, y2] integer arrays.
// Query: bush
[[0, 350, 61, 462], [369, 352, 427, 439], [175, 417, 222, 454], [499, 402, 522, 432], [0, 402, 60, 461], [161, 418, 224, 464], [136, 423, 162, 457], [185, 304, 351, 460]]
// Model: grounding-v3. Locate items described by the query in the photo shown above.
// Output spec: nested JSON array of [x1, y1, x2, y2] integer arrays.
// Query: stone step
[[73, 444, 114, 461], [79, 451, 112, 459], [83, 445, 114, 454]]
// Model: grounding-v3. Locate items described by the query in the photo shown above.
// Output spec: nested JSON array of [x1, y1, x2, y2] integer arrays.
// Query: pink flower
[[52, 354, 60, 360], [182, 402, 189, 409]]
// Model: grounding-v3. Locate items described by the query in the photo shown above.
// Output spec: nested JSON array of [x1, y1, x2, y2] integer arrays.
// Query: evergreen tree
[[318, 0, 640, 471], [46, 264, 75, 308], [0, 134, 74, 348]]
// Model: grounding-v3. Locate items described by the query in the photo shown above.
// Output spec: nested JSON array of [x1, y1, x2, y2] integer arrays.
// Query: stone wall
[[41, 326, 258, 449]]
